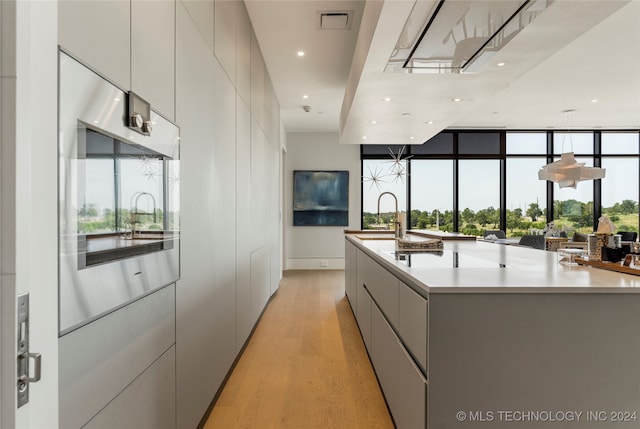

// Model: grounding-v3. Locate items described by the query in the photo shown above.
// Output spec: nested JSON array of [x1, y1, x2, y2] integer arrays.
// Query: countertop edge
[[345, 234, 640, 294]]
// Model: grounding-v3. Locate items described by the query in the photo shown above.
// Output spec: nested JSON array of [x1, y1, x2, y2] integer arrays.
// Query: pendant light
[[538, 110, 605, 189]]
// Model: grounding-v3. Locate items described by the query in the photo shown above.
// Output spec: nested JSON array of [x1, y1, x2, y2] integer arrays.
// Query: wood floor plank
[[203, 270, 394, 429]]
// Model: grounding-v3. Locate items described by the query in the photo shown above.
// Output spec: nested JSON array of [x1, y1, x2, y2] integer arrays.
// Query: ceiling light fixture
[[303, 94, 309, 99], [591, 99, 598, 103], [362, 136, 367, 140], [452, 98, 462, 102], [370, 120, 377, 124], [496, 62, 506, 67], [538, 110, 605, 189], [426, 121, 434, 125], [297, 51, 305, 57], [383, 97, 392, 102]]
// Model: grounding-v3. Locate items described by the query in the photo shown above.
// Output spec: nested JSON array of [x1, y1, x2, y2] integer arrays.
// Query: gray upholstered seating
[[483, 230, 506, 240], [518, 234, 545, 250], [618, 231, 638, 242]]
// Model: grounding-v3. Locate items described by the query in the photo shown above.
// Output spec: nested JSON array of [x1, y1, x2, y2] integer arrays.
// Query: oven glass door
[[59, 51, 180, 335]]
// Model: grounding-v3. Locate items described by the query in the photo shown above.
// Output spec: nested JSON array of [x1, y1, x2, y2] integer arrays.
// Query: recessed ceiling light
[[496, 62, 506, 67], [591, 99, 598, 103], [114, 97, 121, 102], [426, 121, 434, 125], [362, 136, 367, 140], [93, 120, 99, 123], [303, 94, 309, 99], [409, 136, 415, 140], [297, 51, 305, 57], [383, 97, 392, 102], [453, 98, 462, 102], [370, 120, 377, 124]]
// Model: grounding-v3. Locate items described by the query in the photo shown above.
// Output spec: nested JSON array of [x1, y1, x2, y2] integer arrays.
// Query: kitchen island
[[345, 233, 640, 429]]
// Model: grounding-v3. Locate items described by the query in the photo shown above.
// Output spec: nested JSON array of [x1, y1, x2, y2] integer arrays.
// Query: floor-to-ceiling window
[[410, 160, 453, 230], [458, 160, 500, 236], [601, 132, 640, 233], [551, 132, 595, 233], [505, 133, 548, 236], [361, 130, 640, 237]]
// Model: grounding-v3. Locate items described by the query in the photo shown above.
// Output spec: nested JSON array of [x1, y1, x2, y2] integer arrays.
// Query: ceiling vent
[[318, 11, 352, 30]]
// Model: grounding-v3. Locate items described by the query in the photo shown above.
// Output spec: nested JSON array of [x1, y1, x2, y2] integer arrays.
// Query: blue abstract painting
[[293, 170, 349, 226]]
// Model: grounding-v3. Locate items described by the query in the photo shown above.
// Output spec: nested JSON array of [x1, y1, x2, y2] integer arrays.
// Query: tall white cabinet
[[131, 0, 176, 120], [57, 1, 283, 428], [58, 0, 130, 90]]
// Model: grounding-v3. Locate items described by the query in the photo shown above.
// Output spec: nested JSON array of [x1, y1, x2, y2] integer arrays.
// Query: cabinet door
[[132, 0, 175, 120], [345, 240, 358, 305], [345, 241, 352, 301], [398, 284, 428, 374], [58, 0, 130, 90], [371, 304, 427, 429], [355, 282, 372, 349], [366, 261, 399, 327]]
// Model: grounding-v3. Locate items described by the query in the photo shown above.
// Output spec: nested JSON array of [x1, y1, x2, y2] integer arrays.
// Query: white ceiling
[[245, 0, 640, 145]]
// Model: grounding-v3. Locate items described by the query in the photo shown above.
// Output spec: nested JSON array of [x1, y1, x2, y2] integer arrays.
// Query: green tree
[[526, 202, 543, 221], [475, 209, 490, 227], [507, 208, 523, 233], [460, 208, 475, 225]]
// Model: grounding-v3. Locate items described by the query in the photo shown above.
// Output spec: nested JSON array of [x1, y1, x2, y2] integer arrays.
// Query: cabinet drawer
[[366, 259, 399, 327], [355, 282, 372, 349], [371, 304, 427, 429], [398, 284, 428, 374]]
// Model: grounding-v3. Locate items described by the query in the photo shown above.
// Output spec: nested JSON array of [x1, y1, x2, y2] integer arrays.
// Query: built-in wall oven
[[58, 51, 180, 335]]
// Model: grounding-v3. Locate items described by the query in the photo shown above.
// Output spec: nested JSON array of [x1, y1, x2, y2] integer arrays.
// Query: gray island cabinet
[[345, 234, 640, 429]]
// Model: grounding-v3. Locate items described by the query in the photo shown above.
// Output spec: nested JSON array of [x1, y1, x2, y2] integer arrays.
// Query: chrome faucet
[[377, 191, 403, 238], [130, 192, 157, 237]]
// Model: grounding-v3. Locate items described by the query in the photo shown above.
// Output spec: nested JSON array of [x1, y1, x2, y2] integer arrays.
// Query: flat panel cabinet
[[346, 238, 429, 429], [365, 259, 399, 327], [132, 0, 175, 120], [345, 240, 357, 305], [371, 304, 427, 429], [398, 284, 428, 374], [58, 0, 130, 90], [355, 282, 372, 348]]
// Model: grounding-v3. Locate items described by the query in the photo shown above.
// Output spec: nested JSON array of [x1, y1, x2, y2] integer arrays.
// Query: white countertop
[[346, 234, 640, 294]]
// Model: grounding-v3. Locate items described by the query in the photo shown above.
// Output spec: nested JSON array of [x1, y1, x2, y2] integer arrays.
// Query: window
[[601, 158, 639, 233], [410, 160, 453, 230], [602, 132, 639, 154], [506, 158, 547, 235], [458, 160, 500, 236], [506, 132, 546, 154], [361, 131, 640, 235], [553, 132, 593, 155], [458, 132, 500, 155], [553, 156, 594, 233], [362, 159, 407, 229]]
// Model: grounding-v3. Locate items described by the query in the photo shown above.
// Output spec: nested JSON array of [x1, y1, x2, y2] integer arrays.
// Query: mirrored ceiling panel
[[387, 0, 554, 74]]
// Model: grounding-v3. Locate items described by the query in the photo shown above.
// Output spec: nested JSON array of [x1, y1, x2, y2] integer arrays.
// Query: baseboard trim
[[285, 258, 345, 270]]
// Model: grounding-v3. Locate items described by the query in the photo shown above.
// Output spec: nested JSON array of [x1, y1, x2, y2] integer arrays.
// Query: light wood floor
[[203, 270, 394, 429]]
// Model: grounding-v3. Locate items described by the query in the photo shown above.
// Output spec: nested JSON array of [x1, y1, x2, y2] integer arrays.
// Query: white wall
[[285, 132, 360, 269]]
